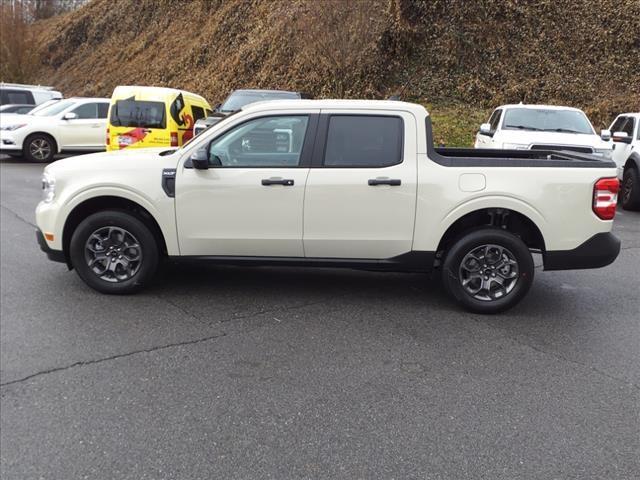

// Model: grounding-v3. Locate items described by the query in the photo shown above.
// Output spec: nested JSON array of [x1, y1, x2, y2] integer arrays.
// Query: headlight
[[502, 143, 529, 150], [593, 148, 613, 159], [1, 123, 27, 131], [41, 172, 55, 203]]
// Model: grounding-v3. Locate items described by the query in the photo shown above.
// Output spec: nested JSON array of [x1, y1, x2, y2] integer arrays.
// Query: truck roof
[[241, 99, 429, 114]]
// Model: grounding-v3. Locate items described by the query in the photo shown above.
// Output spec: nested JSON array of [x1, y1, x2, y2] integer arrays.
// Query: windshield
[[503, 108, 594, 134], [220, 91, 298, 112], [32, 99, 75, 117], [110, 100, 166, 129]]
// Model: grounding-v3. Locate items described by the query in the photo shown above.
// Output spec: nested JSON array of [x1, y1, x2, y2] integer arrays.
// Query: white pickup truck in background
[[35, 100, 621, 313], [475, 104, 614, 158], [608, 112, 640, 210]]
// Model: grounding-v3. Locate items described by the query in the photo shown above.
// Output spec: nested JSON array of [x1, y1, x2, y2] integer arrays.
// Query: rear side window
[[323, 115, 403, 167], [192, 105, 205, 122], [97, 103, 109, 118], [1, 89, 34, 105], [110, 100, 166, 129]]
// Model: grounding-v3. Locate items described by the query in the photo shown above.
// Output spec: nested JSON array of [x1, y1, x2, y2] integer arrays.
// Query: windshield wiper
[[543, 128, 584, 134], [505, 125, 543, 131]]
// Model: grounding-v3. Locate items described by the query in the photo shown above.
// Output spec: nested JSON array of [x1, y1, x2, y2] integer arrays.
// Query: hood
[[499, 130, 611, 149], [0, 112, 33, 126], [45, 147, 181, 177]]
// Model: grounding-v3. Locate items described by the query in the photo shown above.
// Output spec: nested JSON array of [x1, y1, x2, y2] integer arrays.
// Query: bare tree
[[0, 0, 39, 82]]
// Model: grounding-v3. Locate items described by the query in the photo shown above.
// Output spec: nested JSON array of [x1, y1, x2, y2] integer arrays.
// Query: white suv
[[475, 104, 613, 159], [0, 83, 62, 106], [608, 113, 640, 210], [0, 97, 109, 162]]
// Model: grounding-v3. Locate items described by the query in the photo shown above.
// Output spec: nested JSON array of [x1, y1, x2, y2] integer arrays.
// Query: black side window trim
[[311, 113, 405, 168], [185, 113, 319, 169]]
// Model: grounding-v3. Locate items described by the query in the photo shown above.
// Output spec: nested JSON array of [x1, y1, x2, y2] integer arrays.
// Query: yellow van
[[106, 86, 212, 151]]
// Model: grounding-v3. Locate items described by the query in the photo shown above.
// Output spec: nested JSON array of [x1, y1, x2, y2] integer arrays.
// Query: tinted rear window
[[323, 115, 403, 167], [110, 100, 166, 129], [1, 89, 34, 105]]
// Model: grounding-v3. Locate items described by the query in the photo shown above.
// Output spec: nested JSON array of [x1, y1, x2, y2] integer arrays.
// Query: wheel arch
[[24, 131, 59, 154], [62, 196, 169, 268], [624, 152, 640, 172], [436, 207, 546, 259]]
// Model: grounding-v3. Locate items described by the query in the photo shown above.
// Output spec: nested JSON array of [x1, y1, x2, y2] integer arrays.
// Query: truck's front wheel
[[69, 210, 159, 294], [442, 228, 534, 314]]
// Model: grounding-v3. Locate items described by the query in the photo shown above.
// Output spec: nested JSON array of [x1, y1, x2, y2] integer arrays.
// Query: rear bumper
[[544, 232, 620, 271], [36, 228, 66, 263]]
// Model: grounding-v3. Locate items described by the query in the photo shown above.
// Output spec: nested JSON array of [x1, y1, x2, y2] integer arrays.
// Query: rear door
[[109, 98, 169, 149], [303, 111, 417, 259]]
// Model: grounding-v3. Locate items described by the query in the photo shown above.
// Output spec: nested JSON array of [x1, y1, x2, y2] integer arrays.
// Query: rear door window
[[110, 100, 166, 129], [323, 115, 403, 167]]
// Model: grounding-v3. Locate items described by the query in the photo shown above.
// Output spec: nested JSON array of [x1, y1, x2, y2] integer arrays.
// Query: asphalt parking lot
[[1, 155, 638, 479]]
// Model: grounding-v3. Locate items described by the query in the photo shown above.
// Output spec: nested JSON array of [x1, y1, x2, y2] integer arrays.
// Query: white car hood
[[46, 148, 180, 177], [499, 130, 610, 149]]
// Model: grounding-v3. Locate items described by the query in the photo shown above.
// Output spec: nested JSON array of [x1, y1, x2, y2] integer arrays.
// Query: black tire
[[441, 228, 534, 314], [23, 133, 56, 163], [621, 168, 640, 211], [69, 210, 159, 294]]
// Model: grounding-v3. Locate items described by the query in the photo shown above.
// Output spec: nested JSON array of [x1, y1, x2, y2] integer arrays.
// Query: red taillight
[[170, 131, 178, 146], [592, 177, 619, 220], [106, 127, 110, 146]]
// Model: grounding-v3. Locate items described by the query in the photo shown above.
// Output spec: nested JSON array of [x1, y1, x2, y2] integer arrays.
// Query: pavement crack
[[0, 331, 228, 389], [0, 204, 36, 228]]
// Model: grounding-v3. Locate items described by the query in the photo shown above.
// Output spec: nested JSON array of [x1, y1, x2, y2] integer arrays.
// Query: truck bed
[[431, 147, 616, 168]]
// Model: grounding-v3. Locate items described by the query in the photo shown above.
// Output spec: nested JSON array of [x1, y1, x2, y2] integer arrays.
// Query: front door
[[303, 112, 417, 259], [610, 116, 636, 176], [57, 102, 108, 150], [176, 112, 318, 257]]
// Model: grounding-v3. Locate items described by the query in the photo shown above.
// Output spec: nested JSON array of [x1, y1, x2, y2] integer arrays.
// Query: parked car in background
[[0, 97, 109, 162], [36, 100, 620, 314], [0, 104, 36, 114], [107, 86, 212, 151], [474, 104, 613, 158], [0, 82, 62, 106], [194, 89, 312, 136], [608, 112, 640, 210]]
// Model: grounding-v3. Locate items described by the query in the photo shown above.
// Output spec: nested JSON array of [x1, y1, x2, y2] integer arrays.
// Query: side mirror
[[189, 148, 209, 169], [612, 131, 632, 144], [63, 112, 78, 120], [479, 123, 493, 136], [214, 103, 222, 112], [600, 129, 611, 141]]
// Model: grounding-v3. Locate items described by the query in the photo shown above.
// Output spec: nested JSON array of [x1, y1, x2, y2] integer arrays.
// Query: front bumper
[[544, 232, 620, 271], [36, 228, 66, 263], [0, 131, 23, 152]]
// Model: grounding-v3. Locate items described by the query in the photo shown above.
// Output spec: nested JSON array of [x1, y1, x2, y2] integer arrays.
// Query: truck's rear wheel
[[621, 168, 640, 211], [69, 210, 159, 294], [442, 228, 534, 314]]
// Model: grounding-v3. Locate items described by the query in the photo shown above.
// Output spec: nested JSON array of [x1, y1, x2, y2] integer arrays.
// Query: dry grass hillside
[[28, 0, 640, 144]]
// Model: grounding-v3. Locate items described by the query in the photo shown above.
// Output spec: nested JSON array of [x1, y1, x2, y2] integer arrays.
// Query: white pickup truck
[[36, 100, 621, 313]]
